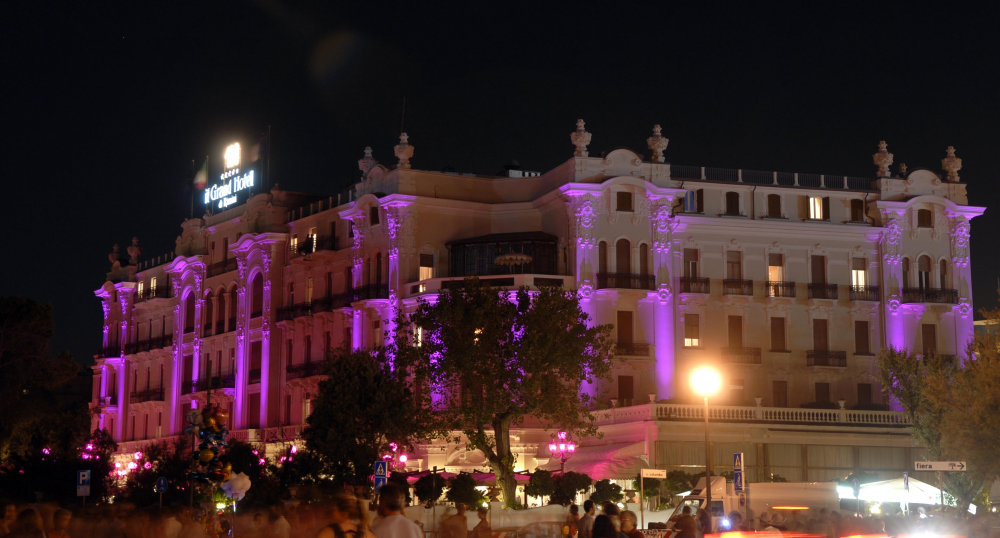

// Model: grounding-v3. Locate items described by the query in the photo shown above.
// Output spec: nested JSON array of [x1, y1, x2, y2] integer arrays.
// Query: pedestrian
[[49, 509, 72, 538], [578, 500, 596, 538], [674, 506, 696, 538], [317, 492, 376, 538], [270, 509, 291, 538], [442, 503, 468, 538], [7, 508, 45, 538], [1, 502, 16, 537], [695, 508, 711, 537], [370, 483, 423, 538], [473, 506, 491, 538], [620, 511, 643, 538], [564, 505, 580, 537]]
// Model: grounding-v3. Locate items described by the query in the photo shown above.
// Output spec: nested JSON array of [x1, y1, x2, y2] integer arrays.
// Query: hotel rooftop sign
[[205, 142, 256, 210]]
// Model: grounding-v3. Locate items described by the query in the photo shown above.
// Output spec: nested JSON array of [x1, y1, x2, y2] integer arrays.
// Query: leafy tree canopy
[[446, 473, 487, 508], [551, 472, 592, 505], [589, 479, 623, 503], [525, 469, 556, 499], [414, 473, 446, 505]]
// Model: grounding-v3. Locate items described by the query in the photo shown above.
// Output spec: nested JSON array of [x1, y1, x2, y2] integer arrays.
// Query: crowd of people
[[562, 500, 647, 538]]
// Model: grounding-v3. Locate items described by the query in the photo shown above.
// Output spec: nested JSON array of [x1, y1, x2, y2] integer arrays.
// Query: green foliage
[[632, 473, 662, 498], [302, 348, 440, 487], [223, 439, 282, 508], [401, 279, 616, 506], [119, 437, 192, 506], [0, 428, 117, 504], [525, 469, 556, 498], [446, 473, 487, 507], [551, 472, 592, 505], [762, 473, 788, 483], [414, 473, 447, 505], [387, 473, 413, 504], [589, 479, 623, 503]]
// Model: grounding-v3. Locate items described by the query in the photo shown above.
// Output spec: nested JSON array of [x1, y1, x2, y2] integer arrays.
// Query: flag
[[193, 159, 208, 190], [248, 133, 266, 162]]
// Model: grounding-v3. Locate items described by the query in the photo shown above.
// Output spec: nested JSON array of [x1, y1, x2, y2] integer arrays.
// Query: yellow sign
[[224, 143, 241, 169]]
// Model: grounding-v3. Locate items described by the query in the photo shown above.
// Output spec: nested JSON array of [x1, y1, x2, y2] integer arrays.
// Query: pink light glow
[[252, 450, 258, 456], [42, 448, 50, 455], [258, 458, 265, 465], [86, 444, 94, 450], [568, 443, 576, 453], [143, 462, 152, 469], [290, 445, 297, 454], [114, 462, 121, 469], [127, 462, 138, 470], [382, 454, 392, 460], [389, 442, 398, 452], [548, 443, 557, 452], [134, 451, 143, 460], [280, 456, 287, 463], [559, 443, 566, 452], [399, 454, 408, 463], [557, 431, 567, 441]]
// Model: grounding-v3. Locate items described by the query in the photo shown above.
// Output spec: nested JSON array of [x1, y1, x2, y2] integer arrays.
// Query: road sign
[[156, 477, 169, 493], [915, 461, 966, 472], [641, 469, 667, 478], [733, 470, 745, 492], [733, 453, 744, 471], [374, 475, 387, 492], [374, 460, 388, 477], [77, 470, 91, 497], [738, 493, 746, 507]]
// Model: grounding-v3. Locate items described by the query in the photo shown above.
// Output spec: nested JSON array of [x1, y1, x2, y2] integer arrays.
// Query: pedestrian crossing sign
[[374, 461, 388, 477], [733, 453, 743, 470]]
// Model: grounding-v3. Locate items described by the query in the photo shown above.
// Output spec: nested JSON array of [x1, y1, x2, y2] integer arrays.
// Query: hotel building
[[92, 124, 982, 485]]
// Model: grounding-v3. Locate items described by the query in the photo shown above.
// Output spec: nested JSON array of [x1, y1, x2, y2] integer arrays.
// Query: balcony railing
[[98, 345, 121, 358], [312, 293, 354, 314], [291, 235, 337, 259], [187, 375, 235, 394], [722, 347, 762, 365], [286, 361, 326, 380], [679, 277, 710, 294], [206, 258, 237, 278], [615, 343, 651, 357], [850, 285, 880, 301], [807, 283, 838, 300], [129, 388, 164, 403], [596, 273, 655, 290], [766, 281, 796, 298], [135, 285, 172, 303], [277, 302, 314, 322], [593, 402, 910, 427], [902, 288, 958, 304], [123, 334, 173, 355], [669, 165, 877, 192], [249, 368, 262, 384], [807, 350, 847, 367], [354, 284, 389, 301], [722, 279, 754, 296]]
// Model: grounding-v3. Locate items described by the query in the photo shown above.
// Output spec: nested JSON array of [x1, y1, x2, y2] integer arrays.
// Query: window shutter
[[696, 190, 704, 213], [771, 317, 786, 351], [855, 320, 870, 354], [822, 197, 831, 220], [617, 311, 634, 344]]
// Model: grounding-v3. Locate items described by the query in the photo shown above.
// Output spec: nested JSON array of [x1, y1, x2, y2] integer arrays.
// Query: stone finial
[[127, 237, 141, 265], [358, 146, 378, 177], [942, 146, 962, 182], [394, 133, 414, 169], [570, 119, 592, 157], [873, 140, 894, 177], [897, 163, 907, 177], [647, 124, 669, 163], [109, 244, 120, 266]]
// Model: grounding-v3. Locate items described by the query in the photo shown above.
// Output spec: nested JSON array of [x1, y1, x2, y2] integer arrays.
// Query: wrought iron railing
[[722, 347, 762, 365], [669, 166, 877, 192], [615, 343, 651, 357], [679, 277, 710, 294], [807, 350, 847, 367], [312, 293, 354, 313], [850, 285, 880, 301], [277, 302, 314, 322], [206, 258, 237, 278], [286, 361, 326, 380], [129, 388, 164, 403], [807, 283, 838, 300], [354, 284, 389, 301], [98, 345, 120, 358], [766, 281, 796, 298], [722, 279, 754, 296], [596, 273, 655, 290], [901, 288, 958, 304], [135, 285, 173, 303]]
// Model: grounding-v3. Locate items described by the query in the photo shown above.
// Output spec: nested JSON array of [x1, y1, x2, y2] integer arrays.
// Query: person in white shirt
[[161, 510, 182, 538], [371, 484, 423, 538]]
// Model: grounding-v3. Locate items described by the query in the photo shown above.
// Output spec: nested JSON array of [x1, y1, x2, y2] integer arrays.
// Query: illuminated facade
[[92, 126, 983, 484]]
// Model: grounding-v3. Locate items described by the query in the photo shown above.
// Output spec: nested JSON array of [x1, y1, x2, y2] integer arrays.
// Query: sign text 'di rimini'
[[205, 143, 255, 209]]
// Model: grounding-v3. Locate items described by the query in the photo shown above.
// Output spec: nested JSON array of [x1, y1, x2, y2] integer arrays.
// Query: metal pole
[[704, 396, 712, 533], [939, 471, 945, 513], [640, 476, 645, 530]]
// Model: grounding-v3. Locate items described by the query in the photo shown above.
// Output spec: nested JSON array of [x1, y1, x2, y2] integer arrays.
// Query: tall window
[[809, 196, 830, 220], [305, 336, 312, 363], [639, 244, 649, 276], [184, 293, 195, 333], [150, 276, 157, 292], [726, 251, 742, 280], [370, 206, 380, 226], [770, 317, 786, 351], [288, 283, 295, 307], [375, 253, 383, 288], [724, 192, 740, 216], [858, 383, 873, 406], [902, 258, 911, 287], [855, 320, 870, 354], [306, 278, 314, 304], [683, 249, 699, 278], [222, 238, 229, 260], [617, 311, 633, 345], [308, 226, 317, 246], [773, 381, 788, 408], [768, 253, 784, 282], [811, 255, 826, 284], [373, 320, 383, 347], [251, 273, 263, 317], [203, 291, 214, 336], [729, 378, 745, 404], [815, 383, 831, 403], [598, 242, 608, 274], [813, 319, 829, 351], [683, 190, 704, 213], [684, 314, 700, 347], [218, 291, 226, 331], [850, 199, 865, 222], [851, 258, 867, 287], [767, 194, 781, 218], [917, 209, 933, 228], [615, 239, 631, 274], [922, 324, 937, 355], [420, 254, 434, 280], [728, 315, 743, 347], [290, 236, 298, 254], [228, 286, 237, 324], [940, 260, 949, 289], [918, 255, 932, 289], [617, 376, 634, 407], [617, 192, 634, 212], [286, 340, 294, 365], [137, 280, 144, 298]]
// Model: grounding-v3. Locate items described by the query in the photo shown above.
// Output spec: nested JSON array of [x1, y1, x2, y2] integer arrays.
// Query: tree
[[414, 473, 446, 505], [525, 469, 556, 500], [403, 280, 616, 506], [551, 472, 592, 505], [302, 348, 440, 487], [589, 479, 623, 504], [120, 437, 191, 506], [447, 473, 487, 508], [387, 473, 413, 505], [633, 473, 663, 508]]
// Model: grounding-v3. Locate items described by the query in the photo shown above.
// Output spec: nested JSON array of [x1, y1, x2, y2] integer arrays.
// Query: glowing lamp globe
[[134, 451, 143, 460], [548, 443, 557, 453], [399, 454, 408, 463], [568, 443, 576, 453], [691, 368, 721, 396]]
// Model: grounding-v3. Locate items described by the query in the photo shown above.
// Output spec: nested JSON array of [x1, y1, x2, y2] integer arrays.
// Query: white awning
[[538, 442, 647, 480]]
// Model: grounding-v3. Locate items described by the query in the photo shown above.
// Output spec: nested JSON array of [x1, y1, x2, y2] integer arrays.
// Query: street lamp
[[548, 431, 576, 474], [691, 368, 721, 532]]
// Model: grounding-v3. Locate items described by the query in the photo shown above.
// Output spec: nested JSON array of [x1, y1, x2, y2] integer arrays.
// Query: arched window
[[767, 194, 781, 218], [851, 199, 865, 222], [217, 289, 227, 333], [370, 206, 380, 226], [184, 292, 196, 333], [940, 259, 949, 289], [917, 209, 933, 228], [375, 253, 383, 288], [251, 273, 263, 317], [725, 192, 741, 216], [615, 239, 631, 274], [902, 258, 911, 288], [203, 290, 214, 337], [918, 255, 932, 289], [598, 241, 608, 274], [228, 286, 238, 327], [288, 282, 295, 307], [364, 257, 371, 284], [639, 244, 649, 276]]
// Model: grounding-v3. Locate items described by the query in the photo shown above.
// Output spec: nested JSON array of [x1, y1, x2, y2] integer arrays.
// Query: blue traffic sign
[[374, 475, 387, 492], [155, 477, 169, 493], [373, 461, 388, 477], [733, 470, 744, 492], [733, 453, 743, 470], [77, 470, 91, 497]]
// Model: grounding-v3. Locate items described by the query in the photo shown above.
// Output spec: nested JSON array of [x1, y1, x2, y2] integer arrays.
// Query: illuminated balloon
[[199, 449, 215, 463]]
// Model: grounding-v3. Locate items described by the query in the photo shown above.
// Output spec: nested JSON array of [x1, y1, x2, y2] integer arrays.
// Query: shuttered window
[[771, 317, 786, 351], [855, 321, 870, 354]]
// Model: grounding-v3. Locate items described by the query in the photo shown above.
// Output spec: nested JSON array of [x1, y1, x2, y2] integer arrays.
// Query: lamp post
[[691, 368, 721, 533], [548, 431, 576, 474]]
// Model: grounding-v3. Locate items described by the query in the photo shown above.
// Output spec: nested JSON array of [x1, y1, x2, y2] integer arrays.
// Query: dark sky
[[4, 3, 999, 365]]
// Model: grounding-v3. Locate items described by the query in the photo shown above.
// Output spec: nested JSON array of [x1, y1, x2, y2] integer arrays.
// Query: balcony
[[850, 285, 880, 302], [807, 350, 847, 367], [123, 334, 173, 354], [679, 277, 710, 294], [129, 388, 164, 404], [721, 347, 762, 365], [597, 273, 655, 291], [354, 284, 389, 301], [277, 302, 314, 322], [766, 281, 796, 298], [807, 283, 838, 300], [135, 285, 172, 303], [722, 279, 754, 296], [206, 258, 237, 278], [97, 345, 120, 358], [407, 275, 569, 297], [249, 368, 262, 384], [291, 235, 339, 259], [901, 288, 958, 304], [187, 375, 235, 394], [615, 343, 651, 357], [286, 361, 326, 380], [312, 292, 354, 314]]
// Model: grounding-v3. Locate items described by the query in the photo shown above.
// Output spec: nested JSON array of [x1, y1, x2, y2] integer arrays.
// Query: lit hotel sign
[[205, 143, 255, 209]]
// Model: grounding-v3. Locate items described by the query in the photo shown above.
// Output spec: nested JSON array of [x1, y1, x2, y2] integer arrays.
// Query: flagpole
[[190, 159, 196, 219], [266, 125, 271, 193]]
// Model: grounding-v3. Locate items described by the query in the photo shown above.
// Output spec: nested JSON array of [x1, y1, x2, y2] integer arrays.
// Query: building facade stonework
[[91, 131, 982, 487]]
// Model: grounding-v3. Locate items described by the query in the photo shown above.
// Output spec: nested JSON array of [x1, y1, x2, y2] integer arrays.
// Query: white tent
[[837, 477, 975, 514]]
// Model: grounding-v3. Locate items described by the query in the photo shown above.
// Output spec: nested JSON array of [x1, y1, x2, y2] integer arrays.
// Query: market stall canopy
[[838, 477, 976, 513], [538, 442, 647, 480]]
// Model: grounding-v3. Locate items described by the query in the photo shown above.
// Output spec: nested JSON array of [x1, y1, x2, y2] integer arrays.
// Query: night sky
[[4, 3, 999, 365]]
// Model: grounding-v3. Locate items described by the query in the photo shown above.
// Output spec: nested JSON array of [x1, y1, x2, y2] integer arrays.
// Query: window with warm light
[[414, 326, 423, 347], [306, 277, 313, 303], [419, 254, 434, 280], [290, 236, 298, 254], [768, 253, 784, 282], [308, 227, 317, 244], [137, 281, 144, 297], [809, 197, 823, 219], [851, 258, 867, 287], [684, 314, 700, 347], [150, 276, 157, 292]]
